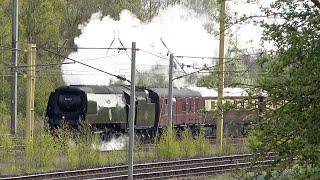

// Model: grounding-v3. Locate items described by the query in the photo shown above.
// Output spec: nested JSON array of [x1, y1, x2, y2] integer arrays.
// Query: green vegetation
[[0, 124, 105, 175], [0, 125, 249, 176], [196, 32, 261, 88], [243, 0, 320, 178], [24, 132, 61, 172], [156, 129, 182, 159], [136, 64, 168, 88], [0, 119, 16, 174]]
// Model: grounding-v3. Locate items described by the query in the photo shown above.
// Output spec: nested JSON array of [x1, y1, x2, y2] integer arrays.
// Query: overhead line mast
[[217, 0, 226, 152], [11, 0, 19, 135]]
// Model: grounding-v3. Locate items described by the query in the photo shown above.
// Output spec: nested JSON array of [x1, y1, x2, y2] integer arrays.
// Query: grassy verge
[[0, 126, 248, 176]]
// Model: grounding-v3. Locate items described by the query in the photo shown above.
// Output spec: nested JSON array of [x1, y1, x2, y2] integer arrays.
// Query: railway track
[[1, 153, 274, 180]]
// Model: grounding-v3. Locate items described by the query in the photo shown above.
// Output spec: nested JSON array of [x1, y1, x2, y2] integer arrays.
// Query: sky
[[229, 0, 272, 51], [62, 1, 272, 86]]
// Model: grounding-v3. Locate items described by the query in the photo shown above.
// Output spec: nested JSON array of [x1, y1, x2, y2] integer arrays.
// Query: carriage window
[[193, 99, 196, 112], [211, 101, 216, 110], [196, 99, 201, 111], [186, 98, 190, 112], [188, 98, 193, 112], [162, 99, 166, 115], [252, 100, 258, 108], [182, 98, 187, 112], [240, 100, 244, 108], [196, 98, 200, 111], [244, 100, 249, 108]]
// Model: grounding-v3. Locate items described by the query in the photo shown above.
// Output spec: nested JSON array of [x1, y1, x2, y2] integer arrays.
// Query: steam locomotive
[[46, 85, 262, 140]]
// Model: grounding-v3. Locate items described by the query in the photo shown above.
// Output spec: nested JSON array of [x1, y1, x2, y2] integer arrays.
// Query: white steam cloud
[[62, 2, 271, 86], [97, 136, 128, 151], [62, 5, 219, 86]]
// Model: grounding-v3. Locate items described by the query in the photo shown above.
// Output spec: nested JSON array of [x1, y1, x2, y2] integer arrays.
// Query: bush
[[155, 128, 214, 160], [156, 129, 181, 160], [0, 120, 14, 163], [179, 129, 197, 158], [194, 130, 212, 157], [65, 125, 105, 168], [0, 119, 17, 175], [24, 131, 61, 172]]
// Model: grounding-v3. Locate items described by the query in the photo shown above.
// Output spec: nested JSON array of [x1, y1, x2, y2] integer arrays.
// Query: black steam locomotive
[[46, 85, 262, 140]]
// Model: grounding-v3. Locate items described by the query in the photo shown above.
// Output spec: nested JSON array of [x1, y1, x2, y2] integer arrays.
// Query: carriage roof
[[149, 87, 249, 98]]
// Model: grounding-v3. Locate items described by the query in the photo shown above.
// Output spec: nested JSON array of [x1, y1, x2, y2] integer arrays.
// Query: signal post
[[26, 44, 36, 139]]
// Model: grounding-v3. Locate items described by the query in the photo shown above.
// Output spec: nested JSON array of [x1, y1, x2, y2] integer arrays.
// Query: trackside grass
[[0, 125, 247, 176]]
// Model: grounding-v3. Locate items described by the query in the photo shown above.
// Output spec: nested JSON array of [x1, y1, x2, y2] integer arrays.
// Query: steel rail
[[0, 153, 275, 180]]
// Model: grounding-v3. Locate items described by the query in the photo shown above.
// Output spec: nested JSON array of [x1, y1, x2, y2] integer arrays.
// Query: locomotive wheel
[[101, 130, 112, 141], [241, 125, 248, 137], [50, 127, 59, 137], [134, 130, 143, 143], [190, 126, 200, 138], [135, 130, 151, 144], [144, 130, 152, 144]]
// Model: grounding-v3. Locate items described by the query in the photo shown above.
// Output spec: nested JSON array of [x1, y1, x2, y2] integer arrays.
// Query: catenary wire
[[38, 47, 130, 82]]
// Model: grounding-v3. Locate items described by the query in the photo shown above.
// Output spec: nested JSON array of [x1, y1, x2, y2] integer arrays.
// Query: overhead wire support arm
[[118, 38, 131, 59], [105, 37, 115, 55], [118, 38, 139, 73], [172, 58, 237, 81], [42, 46, 138, 51], [0, 45, 23, 52], [39, 47, 130, 83], [71, 47, 137, 51], [138, 49, 168, 60], [7, 62, 75, 69], [160, 38, 187, 74], [175, 55, 242, 61]]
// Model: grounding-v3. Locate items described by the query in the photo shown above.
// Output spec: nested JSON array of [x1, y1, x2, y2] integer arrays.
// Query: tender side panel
[[147, 90, 160, 129], [136, 100, 156, 128]]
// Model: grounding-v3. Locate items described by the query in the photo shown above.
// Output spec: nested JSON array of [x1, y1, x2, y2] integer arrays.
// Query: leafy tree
[[0, 0, 71, 128], [136, 64, 168, 87], [248, 0, 320, 177], [0, 0, 13, 120], [196, 39, 251, 88]]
